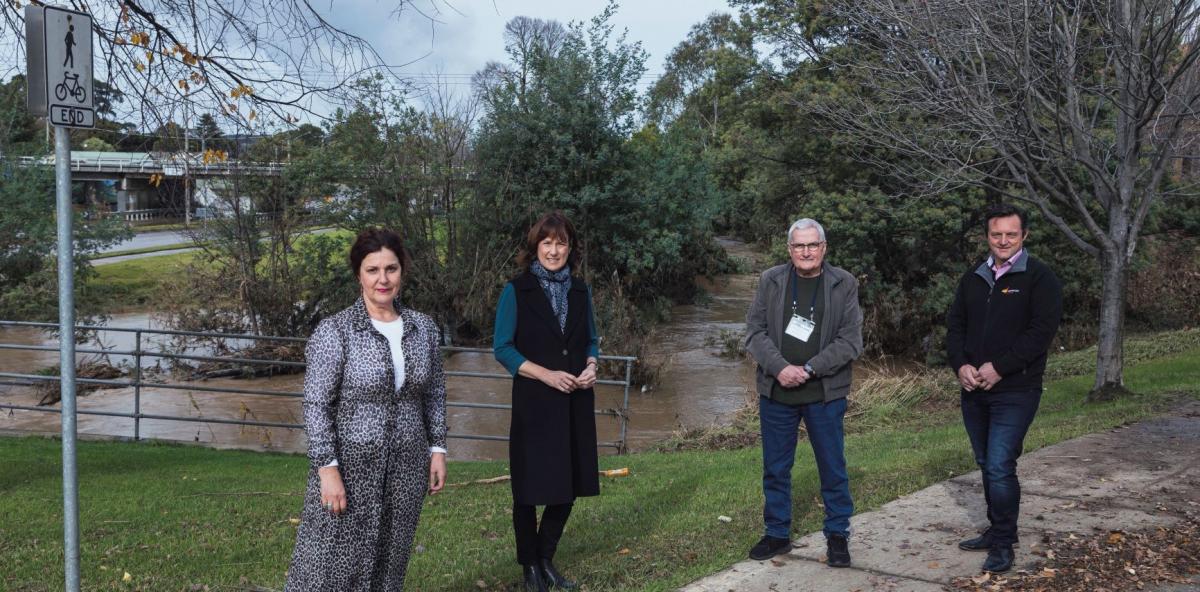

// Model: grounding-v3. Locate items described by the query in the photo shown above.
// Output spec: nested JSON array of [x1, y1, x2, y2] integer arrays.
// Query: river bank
[[3, 330, 1196, 591]]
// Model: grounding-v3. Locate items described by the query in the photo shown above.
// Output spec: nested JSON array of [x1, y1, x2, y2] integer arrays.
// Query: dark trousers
[[961, 388, 1041, 547], [759, 395, 853, 539], [513, 502, 573, 565]]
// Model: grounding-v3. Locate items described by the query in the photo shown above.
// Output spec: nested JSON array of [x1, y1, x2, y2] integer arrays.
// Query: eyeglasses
[[787, 241, 825, 252]]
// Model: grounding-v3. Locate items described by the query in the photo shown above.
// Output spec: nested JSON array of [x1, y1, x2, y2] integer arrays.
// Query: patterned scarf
[[530, 260, 571, 332]]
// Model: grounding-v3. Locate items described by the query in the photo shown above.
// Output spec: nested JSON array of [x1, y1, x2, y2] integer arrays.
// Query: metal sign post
[[26, 5, 94, 591]]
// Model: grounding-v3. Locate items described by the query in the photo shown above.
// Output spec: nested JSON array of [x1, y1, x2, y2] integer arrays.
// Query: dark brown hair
[[517, 211, 581, 271], [981, 203, 1029, 234], [348, 228, 412, 277]]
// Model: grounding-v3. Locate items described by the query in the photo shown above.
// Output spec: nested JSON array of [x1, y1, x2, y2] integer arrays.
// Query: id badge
[[785, 315, 815, 342]]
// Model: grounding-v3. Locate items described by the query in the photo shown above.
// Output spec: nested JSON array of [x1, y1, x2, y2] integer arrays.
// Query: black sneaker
[[958, 529, 994, 551], [982, 545, 1014, 574], [748, 535, 792, 560], [826, 533, 851, 567]]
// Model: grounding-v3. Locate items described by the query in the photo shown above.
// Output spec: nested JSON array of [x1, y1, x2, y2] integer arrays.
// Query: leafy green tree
[[0, 76, 43, 157], [646, 12, 761, 133], [0, 76, 131, 321], [457, 2, 734, 364], [80, 137, 115, 152], [0, 166, 130, 321]]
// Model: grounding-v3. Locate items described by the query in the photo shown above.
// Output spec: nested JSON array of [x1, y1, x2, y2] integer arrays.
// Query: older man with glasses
[[744, 218, 864, 567]]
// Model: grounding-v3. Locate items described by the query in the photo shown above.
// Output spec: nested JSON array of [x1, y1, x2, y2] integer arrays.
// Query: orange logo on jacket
[[1001, 287, 1021, 295]]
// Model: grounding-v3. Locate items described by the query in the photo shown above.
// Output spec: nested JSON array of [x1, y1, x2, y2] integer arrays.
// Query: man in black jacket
[[946, 204, 1062, 574]]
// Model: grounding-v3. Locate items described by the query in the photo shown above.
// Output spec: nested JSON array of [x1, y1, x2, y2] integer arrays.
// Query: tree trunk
[[1088, 247, 1131, 402]]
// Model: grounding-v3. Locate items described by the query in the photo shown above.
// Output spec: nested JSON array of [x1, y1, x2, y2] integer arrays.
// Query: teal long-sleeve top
[[493, 281, 601, 376]]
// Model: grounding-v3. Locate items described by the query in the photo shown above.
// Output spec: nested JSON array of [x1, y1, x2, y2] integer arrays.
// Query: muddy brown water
[[0, 240, 766, 460]]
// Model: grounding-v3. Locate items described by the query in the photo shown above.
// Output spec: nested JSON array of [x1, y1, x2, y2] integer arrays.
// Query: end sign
[[26, 5, 95, 129]]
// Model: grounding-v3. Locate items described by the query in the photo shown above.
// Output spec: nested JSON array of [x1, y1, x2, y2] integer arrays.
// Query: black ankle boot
[[982, 545, 1014, 574], [522, 564, 549, 592], [539, 558, 578, 589]]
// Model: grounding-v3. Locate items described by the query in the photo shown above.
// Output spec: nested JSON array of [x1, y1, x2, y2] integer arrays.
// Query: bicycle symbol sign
[[55, 72, 87, 103]]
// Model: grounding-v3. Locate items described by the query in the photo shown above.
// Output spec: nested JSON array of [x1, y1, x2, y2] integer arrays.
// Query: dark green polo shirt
[[771, 272, 824, 405]]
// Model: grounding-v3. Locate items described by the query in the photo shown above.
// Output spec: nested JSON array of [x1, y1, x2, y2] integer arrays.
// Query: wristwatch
[[803, 363, 815, 376]]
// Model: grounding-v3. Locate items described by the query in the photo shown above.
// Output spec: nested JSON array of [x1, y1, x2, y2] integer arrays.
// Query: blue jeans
[[759, 395, 853, 539], [960, 388, 1041, 547]]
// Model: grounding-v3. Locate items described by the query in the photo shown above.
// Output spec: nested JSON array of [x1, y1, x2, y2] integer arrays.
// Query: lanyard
[[791, 271, 822, 321]]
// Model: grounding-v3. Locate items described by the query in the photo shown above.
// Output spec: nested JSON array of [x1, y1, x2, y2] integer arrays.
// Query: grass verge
[[1, 338, 1197, 591], [85, 251, 197, 312]]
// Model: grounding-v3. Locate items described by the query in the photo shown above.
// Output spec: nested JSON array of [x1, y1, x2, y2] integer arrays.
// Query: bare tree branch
[[3, 0, 449, 130]]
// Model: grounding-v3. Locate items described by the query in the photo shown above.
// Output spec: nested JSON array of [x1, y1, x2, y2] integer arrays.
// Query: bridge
[[11, 151, 285, 180], [7, 151, 287, 219]]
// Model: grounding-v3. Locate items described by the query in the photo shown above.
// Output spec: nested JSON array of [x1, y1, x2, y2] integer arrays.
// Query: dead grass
[[656, 365, 956, 452]]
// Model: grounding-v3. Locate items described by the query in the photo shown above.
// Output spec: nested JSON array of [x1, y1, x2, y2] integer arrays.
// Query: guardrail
[[0, 320, 635, 453]]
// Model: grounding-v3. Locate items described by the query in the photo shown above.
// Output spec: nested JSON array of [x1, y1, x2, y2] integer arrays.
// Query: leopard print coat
[[285, 297, 447, 592]]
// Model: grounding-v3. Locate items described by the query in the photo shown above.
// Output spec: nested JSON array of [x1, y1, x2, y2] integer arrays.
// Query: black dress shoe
[[748, 535, 792, 560], [982, 545, 1014, 574], [539, 558, 577, 590], [522, 564, 549, 592], [958, 529, 994, 551], [826, 533, 851, 568]]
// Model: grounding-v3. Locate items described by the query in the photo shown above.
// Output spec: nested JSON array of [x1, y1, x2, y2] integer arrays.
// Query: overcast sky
[[2, 1, 736, 127], [325, 0, 733, 95]]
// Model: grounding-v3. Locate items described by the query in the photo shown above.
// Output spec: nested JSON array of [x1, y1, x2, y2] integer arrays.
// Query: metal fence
[[0, 320, 636, 452]]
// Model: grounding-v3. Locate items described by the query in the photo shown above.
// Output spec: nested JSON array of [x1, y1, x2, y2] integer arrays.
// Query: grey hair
[[786, 218, 826, 242]]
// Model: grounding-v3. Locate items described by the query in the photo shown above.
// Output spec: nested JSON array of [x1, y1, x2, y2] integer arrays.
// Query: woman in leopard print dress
[[285, 229, 448, 591]]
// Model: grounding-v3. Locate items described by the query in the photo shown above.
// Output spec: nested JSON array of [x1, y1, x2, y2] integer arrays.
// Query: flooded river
[[0, 240, 763, 460]]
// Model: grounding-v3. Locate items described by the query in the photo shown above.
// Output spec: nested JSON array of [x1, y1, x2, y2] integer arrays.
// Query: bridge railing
[[103, 208, 175, 223], [8, 155, 286, 177], [0, 320, 635, 453]]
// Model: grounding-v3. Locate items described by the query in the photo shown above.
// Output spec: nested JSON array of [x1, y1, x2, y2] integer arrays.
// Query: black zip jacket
[[946, 252, 1063, 392]]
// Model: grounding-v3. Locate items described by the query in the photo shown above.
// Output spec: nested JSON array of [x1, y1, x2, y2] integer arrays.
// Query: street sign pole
[[26, 5, 92, 591], [55, 121, 80, 592]]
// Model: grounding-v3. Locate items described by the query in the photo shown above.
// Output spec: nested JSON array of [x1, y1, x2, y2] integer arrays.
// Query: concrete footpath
[[680, 401, 1200, 592]]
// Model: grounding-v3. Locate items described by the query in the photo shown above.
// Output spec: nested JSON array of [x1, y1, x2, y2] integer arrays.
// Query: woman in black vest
[[493, 211, 600, 592]]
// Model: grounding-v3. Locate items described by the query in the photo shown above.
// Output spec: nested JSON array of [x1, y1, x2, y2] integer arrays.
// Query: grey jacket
[[745, 262, 864, 402]]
